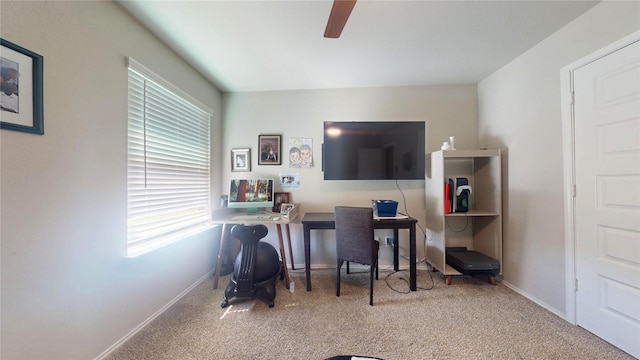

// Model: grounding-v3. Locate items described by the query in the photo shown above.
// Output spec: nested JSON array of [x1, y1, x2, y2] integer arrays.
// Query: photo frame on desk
[[1, 38, 44, 135], [273, 192, 290, 213], [281, 203, 294, 213], [280, 203, 298, 220]]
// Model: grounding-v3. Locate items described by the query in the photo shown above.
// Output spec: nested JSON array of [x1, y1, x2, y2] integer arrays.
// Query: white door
[[573, 39, 640, 358]]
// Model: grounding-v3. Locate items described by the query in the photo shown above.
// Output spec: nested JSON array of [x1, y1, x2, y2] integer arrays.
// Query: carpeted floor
[[106, 267, 633, 360]]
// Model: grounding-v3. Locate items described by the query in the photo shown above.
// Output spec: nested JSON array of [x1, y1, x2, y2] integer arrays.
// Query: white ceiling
[[118, 0, 599, 93]]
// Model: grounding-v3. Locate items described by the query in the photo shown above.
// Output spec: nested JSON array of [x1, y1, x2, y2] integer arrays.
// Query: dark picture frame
[[258, 134, 282, 165], [273, 192, 290, 213], [231, 148, 251, 172], [1, 38, 44, 135]]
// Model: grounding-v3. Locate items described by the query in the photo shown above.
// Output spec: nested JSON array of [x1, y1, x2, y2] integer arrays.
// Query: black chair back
[[334, 206, 379, 305]]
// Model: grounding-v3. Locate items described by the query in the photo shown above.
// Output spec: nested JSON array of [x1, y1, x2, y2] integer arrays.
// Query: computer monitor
[[228, 178, 274, 214]]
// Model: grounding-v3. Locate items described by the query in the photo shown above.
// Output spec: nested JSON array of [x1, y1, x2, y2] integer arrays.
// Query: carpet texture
[[106, 268, 633, 360]]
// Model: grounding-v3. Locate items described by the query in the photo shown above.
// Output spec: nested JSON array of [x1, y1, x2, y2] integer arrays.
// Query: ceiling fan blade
[[324, 0, 357, 38]]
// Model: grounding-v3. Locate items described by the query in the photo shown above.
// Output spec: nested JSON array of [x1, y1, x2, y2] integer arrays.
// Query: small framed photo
[[258, 134, 282, 165], [273, 191, 290, 213], [280, 203, 298, 219], [231, 148, 251, 172], [280, 203, 295, 214], [1, 38, 44, 135]]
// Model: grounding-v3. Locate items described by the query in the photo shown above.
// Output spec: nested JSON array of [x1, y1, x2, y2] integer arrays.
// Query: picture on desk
[[273, 192, 290, 212], [280, 203, 294, 214]]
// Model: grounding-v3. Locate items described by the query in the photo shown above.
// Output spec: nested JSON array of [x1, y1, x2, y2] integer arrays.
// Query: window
[[126, 57, 213, 257]]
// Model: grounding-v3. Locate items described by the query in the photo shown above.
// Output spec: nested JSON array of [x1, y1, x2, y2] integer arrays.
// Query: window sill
[[125, 222, 218, 258]]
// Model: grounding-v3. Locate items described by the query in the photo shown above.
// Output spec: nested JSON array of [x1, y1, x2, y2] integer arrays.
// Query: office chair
[[221, 224, 283, 308], [334, 206, 379, 306]]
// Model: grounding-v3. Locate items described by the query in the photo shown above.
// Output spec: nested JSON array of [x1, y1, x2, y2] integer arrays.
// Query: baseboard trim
[[94, 269, 214, 360], [500, 280, 566, 321]]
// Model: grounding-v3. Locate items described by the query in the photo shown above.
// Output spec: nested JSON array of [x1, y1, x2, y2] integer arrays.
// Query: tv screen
[[228, 178, 274, 214], [323, 121, 425, 180]]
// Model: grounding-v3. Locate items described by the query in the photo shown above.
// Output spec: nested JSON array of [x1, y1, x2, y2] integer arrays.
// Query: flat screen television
[[228, 178, 274, 214], [323, 121, 425, 180]]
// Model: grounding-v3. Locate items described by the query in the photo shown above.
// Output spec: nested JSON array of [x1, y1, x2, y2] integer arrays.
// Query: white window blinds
[[126, 57, 212, 256]]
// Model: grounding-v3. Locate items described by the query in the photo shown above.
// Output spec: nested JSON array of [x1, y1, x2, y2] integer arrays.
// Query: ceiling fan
[[324, 0, 357, 38]]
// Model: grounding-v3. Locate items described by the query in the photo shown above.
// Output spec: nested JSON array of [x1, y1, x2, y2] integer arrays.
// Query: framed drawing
[[1, 38, 44, 135], [289, 138, 313, 168], [273, 192, 290, 213], [231, 148, 251, 172], [258, 134, 282, 165]]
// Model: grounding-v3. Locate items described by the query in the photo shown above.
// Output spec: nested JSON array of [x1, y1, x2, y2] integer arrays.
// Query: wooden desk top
[[211, 208, 298, 225]]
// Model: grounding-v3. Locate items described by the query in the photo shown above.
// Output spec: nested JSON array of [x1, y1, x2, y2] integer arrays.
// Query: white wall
[[222, 86, 478, 268], [477, 1, 640, 316], [0, 2, 223, 359]]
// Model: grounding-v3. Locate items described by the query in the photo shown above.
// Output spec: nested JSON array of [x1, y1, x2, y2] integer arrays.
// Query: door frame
[[560, 30, 640, 325]]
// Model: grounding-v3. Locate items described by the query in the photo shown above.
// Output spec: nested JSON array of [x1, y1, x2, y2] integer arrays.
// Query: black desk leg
[[393, 228, 399, 272], [410, 225, 416, 291], [304, 225, 312, 291]]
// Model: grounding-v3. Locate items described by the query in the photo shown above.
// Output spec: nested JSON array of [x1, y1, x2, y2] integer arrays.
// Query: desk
[[211, 208, 297, 290], [302, 212, 418, 292]]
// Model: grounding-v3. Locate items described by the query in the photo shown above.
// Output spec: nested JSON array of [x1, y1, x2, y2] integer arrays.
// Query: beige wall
[[0, 1, 222, 359], [222, 86, 479, 268], [478, 1, 640, 316], [3, 0, 638, 358]]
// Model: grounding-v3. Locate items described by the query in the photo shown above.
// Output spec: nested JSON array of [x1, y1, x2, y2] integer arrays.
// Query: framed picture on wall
[[231, 148, 251, 172], [273, 192, 290, 213], [0, 38, 44, 135], [258, 134, 282, 165]]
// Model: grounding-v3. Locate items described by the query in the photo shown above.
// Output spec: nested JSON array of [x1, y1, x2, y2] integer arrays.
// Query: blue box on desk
[[372, 200, 398, 217]]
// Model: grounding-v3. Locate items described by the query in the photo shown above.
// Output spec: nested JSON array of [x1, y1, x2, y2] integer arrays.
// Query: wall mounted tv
[[323, 121, 425, 180]]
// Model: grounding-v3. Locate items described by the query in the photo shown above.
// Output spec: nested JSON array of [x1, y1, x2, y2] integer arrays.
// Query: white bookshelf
[[425, 149, 503, 284]]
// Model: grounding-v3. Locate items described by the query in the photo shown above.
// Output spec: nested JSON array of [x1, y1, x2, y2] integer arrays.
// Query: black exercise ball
[[234, 242, 280, 283]]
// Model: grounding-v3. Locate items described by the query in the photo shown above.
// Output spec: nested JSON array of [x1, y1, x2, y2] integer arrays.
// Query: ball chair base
[[221, 263, 283, 308]]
